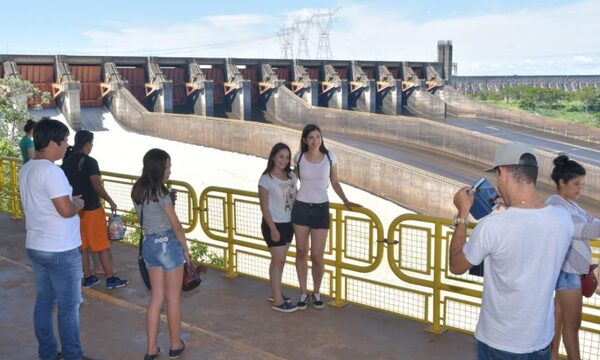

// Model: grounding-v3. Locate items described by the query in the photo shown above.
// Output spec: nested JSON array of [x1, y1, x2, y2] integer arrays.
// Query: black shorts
[[291, 200, 330, 229], [261, 220, 294, 247]]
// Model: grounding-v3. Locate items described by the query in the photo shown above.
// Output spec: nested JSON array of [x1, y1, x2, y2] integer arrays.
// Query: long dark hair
[[64, 130, 94, 159], [131, 148, 170, 204], [299, 124, 328, 154], [551, 154, 586, 188], [262, 143, 292, 178]]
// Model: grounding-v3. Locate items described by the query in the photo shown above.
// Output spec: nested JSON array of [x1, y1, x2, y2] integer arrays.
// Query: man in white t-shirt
[[449, 142, 573, 359], [19, 118, 87, 360]]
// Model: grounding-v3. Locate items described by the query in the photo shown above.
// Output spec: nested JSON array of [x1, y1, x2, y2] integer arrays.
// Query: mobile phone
[[470, 177, 500, 220]]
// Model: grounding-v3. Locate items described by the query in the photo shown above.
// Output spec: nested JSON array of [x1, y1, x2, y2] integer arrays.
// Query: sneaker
[[169, 339, 185, 359], [272, 301, 298, 313], [54, 352, 63, 360], [106, 276, 128, 290], [296, 293, 311, 310], [144, 347, 160, 360], [267, 294, 291, 303], [311, 293, 325, 309], [82, 275, 100, 288]]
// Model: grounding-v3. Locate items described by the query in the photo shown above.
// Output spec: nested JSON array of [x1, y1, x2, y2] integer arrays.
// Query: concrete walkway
[[0, 213, 476, 360]]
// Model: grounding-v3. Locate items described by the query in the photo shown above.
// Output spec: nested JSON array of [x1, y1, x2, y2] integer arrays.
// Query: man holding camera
[[449, 142, 573, 359]]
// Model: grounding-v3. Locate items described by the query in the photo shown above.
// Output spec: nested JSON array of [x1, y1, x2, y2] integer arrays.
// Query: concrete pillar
[[55, 60, 81, 130], [349, 61, 375, 113], [224, 60, 251, 120], [146, 60, 173, 113], [437, 40, 453, 82], [425, 65, 444, 92], [187, 62, 214, 116], [291, 61, 318, 106], [319, 64, 347, 110], [376, 65, 402, 115]]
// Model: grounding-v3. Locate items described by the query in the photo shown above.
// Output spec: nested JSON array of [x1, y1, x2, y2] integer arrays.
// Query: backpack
[[296, 151, 332, 180]]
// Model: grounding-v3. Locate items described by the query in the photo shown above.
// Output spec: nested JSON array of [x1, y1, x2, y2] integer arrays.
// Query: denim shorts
[[555, 270, 581, 291], [291, 200, 330, 229], [261, 220, 294, 247], [142, 229, 185, 271], [477, 340, 550, 360]]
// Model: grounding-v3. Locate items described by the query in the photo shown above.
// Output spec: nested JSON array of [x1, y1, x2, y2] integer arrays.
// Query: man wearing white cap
[[449, 142, 573, 359]]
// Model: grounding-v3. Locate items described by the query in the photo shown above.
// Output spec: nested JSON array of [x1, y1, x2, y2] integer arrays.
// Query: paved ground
[[0, 213, 476, 359]]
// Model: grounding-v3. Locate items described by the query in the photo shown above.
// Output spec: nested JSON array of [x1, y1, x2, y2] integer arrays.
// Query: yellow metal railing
[[2, 157, 600, 359]]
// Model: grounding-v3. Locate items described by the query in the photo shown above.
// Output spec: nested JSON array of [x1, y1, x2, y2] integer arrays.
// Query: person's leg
[[28, 249, 59, 360], [98, 248, 114, 277], [270, 245, 290, 305], [81, 247, 92, 278], [557, 289, 582, 360], [164, 265, 185, 350], [551, 296, 562, 360], [52, 248, 83, 360], [309, 228, 328, 294], [147, 268, 165, 355], [91, 251, 104, 276], [294, 224, 310, 294]]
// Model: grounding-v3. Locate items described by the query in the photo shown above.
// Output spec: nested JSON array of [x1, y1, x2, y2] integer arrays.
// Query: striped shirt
[[546, 194, 600, 274]]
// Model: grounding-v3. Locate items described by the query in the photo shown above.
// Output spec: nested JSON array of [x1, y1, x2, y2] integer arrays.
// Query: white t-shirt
[[19, 159, 81, 252], [463, 205, 572, 354], [258, 172, 297, 223], [294, 151, 337, 204]]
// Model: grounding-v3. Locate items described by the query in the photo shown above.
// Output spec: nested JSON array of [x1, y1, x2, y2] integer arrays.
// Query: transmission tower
[[294, 18, 312, 59], [276, 26, 295, 59], [313, 7, 340, 60]]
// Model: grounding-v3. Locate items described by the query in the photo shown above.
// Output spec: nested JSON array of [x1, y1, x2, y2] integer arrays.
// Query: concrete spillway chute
[[186, 62, 214, 116], [349, 61, 375, 113], [146, 59, 173, 113], [54, 59, 81, 130], [224, 60, 251, 120], [291, 60, 318, 106], [319, 64, 347, 109], [425, 65, 444, 92], [375, 65, 402, 115]]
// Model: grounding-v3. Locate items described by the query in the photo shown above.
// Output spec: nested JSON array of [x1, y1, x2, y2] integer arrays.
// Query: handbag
[[182, 261, 202, 292], [138, 192, 152, 290], [107, 211, 125, 241], [581, 264, 598, 298]]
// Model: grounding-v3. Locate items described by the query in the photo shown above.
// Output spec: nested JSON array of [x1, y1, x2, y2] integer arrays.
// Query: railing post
[[426, 221, 447, 334], [10, 159, 22, 219], [223, 191, 238, 279], [331, 206, 347, 308]]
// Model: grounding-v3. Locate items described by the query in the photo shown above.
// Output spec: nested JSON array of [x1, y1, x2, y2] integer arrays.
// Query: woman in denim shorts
[[291, 124, 360, 310], [546, 155, 600, 360], [132, 149, 189, 360], [258, 143, 298, 313]]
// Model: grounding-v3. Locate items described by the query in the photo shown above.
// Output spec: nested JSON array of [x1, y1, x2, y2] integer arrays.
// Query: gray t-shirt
[[135, 192, 172, 235]]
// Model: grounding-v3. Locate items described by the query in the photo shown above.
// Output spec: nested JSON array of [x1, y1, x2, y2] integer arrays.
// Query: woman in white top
[[291, 124, 360, 310], [258, 143, 298, 313], [547, 155, 600, 360]]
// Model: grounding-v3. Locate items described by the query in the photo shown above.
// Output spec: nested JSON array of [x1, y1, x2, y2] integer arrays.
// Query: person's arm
[[258, 185, 280, 242], [52, 195, 84, 218], [449, 186, 475, 275], [163, 201, 190, 261], [90, 175, 117, 211], [26, 147, 34, 160], [330, 164, 361, 210]]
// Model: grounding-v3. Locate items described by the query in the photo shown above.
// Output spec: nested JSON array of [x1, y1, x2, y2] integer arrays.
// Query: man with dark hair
[[19, 117, 88, 360], [449, 142, 573, 359]]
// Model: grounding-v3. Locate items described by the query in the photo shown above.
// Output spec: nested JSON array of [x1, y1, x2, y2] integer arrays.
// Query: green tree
[[0, 77, 50, 156], [575, 87, 600, 113]]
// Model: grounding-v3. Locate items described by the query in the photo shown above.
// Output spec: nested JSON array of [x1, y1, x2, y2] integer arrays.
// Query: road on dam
[[328, 116, 600, 218]]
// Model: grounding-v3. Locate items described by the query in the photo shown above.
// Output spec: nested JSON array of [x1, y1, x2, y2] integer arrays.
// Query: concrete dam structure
[[3, 41, 600, 217]]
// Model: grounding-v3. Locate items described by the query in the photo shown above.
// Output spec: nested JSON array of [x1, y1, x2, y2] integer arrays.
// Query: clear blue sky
[[1, 0, 598, 75]]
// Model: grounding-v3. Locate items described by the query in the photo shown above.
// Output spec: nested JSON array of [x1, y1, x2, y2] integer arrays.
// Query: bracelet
[[452, 216, 469, 226]]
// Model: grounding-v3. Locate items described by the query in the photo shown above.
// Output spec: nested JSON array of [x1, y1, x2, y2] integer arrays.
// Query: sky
[[2, 0, 599, 75]]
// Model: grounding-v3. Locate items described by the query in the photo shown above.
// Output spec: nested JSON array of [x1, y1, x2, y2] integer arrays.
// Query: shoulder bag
[[138, 192, 152, 290], [582, 264, 598, 298]]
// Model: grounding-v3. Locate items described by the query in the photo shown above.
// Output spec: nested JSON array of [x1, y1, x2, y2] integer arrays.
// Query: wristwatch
[[452, 216, 469, 226]]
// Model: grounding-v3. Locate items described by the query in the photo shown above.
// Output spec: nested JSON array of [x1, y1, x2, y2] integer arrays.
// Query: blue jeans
[[28, 248, 83, 360], [477, 340, 550, 360]]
